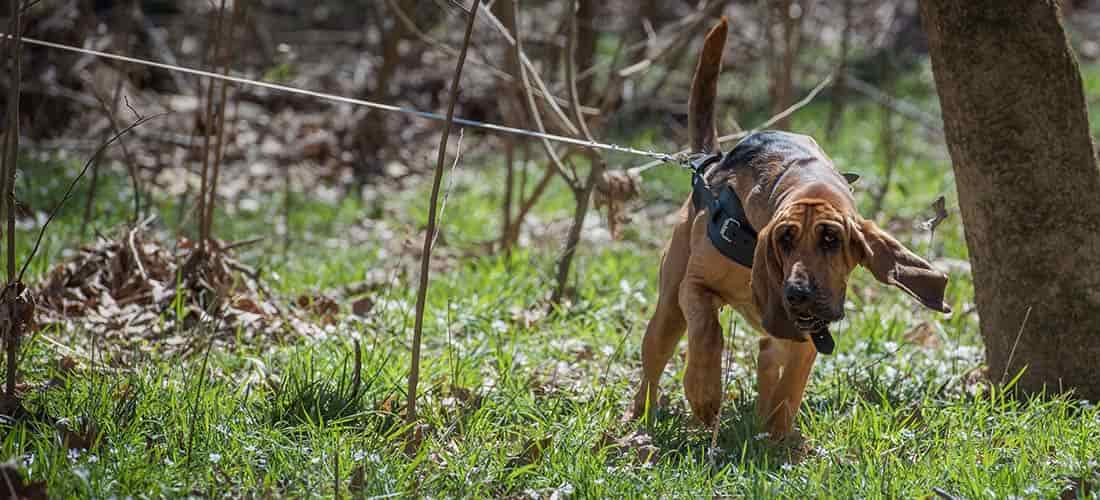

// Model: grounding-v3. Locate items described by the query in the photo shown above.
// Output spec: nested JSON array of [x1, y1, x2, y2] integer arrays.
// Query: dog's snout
[[784, 282, 813, 306]]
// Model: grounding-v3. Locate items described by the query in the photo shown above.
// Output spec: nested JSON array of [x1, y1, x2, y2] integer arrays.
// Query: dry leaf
[[572, 344, 594, 362], [508, 436, 553, 468], [0, 463, 48, 500], [348, 465, 365, 494], [57, 417, 100, 451], [921, 196, 949, 232], [594, 169, 641, 240], [295, 294, 340, 325], [618, 431, 660, 465], [903, 322, 941, 348], [1061, 476, 1094, 500], [351, 297, 374, 317]]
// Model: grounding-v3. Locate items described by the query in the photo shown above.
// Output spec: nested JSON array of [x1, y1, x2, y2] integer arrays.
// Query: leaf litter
[[33, 223, 333, 363]]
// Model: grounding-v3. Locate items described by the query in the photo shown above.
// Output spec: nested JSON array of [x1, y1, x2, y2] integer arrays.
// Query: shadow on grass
[[638, 397, 806, 473]]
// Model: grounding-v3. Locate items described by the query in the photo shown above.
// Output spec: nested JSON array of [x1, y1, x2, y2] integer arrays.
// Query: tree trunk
[[919, 0, 1100, 399]]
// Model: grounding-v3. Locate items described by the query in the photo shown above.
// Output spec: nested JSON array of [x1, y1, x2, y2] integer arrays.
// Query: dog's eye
[[778, 228, 795, 252], [820, 231, 839, 251]]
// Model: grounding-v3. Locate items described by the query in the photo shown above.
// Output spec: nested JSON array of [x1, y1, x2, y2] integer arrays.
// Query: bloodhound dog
[[625, 18, 952, 438]]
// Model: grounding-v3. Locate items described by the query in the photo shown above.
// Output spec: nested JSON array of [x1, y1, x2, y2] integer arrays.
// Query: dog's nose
[[784, 283, 813, 306]]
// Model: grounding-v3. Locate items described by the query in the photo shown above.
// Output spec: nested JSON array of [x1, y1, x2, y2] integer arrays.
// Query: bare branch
[[387, 0, 599, 116], [630, 72, 835, 175], [505, 0, 577, 187], [474, 0, 580, 137], [197, 0, 228, 252], [18, 113, 167, 282], [407, 0, 479, 428], [202, 0, 242, 245]]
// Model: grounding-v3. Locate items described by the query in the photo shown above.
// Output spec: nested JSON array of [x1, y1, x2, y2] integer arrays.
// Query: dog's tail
[[688, 17, 728, 154]]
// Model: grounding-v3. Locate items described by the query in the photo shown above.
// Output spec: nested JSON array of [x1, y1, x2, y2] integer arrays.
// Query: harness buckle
[[718, 218, 741, 243]]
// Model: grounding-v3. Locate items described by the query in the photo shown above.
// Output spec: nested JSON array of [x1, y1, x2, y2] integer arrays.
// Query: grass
[[3, 62, 1100, 498]]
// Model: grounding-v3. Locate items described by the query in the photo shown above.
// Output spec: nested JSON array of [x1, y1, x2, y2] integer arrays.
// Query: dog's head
[[751, 196, 953, 342]]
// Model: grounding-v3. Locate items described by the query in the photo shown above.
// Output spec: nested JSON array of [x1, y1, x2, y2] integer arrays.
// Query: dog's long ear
[[751, 221, 803, 340], [852, 218, 952, 313], [689, 17, 728, 154]]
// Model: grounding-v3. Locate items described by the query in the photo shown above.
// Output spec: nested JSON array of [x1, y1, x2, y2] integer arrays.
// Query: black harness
[[684, 136, 837, 356], [688, 152, 757, 268]]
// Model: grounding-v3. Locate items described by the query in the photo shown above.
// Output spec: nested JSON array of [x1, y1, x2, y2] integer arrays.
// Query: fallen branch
[[407, 0, 478, 429]]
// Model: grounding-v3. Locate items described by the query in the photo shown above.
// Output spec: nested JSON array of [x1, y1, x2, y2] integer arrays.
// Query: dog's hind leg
[[627, 205, 692, 421], [680, 278, 724, 425]]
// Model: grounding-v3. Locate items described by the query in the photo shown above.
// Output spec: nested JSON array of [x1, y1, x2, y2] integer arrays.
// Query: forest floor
[[4, 51, 1100, 498]]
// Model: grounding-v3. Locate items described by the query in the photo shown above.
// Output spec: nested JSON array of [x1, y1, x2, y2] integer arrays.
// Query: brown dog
[[626, 18, 952, 438]]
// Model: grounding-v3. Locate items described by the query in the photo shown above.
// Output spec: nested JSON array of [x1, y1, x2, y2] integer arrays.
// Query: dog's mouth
[[793, 313, 836, 355], [794, 313, 827, 332]]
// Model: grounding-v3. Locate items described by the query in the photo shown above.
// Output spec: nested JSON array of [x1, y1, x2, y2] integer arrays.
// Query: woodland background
[[1, 0, 1100, 497]]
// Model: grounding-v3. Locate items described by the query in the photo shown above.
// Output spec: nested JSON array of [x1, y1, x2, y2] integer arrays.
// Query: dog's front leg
[[756, 337, 817, 438], [679, 280, 724, 425]]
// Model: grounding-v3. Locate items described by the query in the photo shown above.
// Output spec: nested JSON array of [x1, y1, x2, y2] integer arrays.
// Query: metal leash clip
[[685, 151, 724, 176]]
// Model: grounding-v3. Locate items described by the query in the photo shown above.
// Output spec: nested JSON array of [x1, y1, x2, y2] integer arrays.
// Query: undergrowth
[[2, 65, 1100, 498]]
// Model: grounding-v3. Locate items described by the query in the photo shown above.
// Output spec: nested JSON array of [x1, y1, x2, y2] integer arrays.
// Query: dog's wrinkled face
[[768, 200, 860, 332], [752, 191, 951, 345]]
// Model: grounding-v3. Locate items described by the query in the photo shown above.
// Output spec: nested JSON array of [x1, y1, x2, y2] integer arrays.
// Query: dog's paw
[[684, 385, 721, 426], [684, 375, 722, 426]]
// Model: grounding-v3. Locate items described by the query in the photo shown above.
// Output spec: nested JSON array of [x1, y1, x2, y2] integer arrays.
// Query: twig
[[407, 0, 478, 427], [871, 95, 899, 218], [136, 4, 195, 94], [932, 486, 960, 500], [569, 3, 715, 87], [82, 46, 134, 235], [825, 0, 853, 142], [128, 224, 148, 281], [506, 147, 556, 245], [710, 314, 735, 464], [473, 0, 580, 137], [386, 0, 598, 116], [3, 0, 22, 283], [196, 0, 228, 252], [564, 1, 593, 144], [430, 129, 465, 252], [1000, 306, 1033, 385], [87, 81, 143, 225], [202, 0, 242, 246], [836, 69, 943, 136], [220, 236, 265, 252], [501, 140, 514, 253], [506, 0, 577, 187], [17, 113, 167, 282], [1, 0, 23, 402]]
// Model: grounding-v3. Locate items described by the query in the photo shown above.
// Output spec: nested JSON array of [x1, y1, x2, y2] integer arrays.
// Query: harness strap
[[688, 153, 758, 268]]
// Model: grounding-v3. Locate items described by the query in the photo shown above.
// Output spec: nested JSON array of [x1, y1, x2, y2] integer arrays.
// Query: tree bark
[[919, 0, 1100, 399]]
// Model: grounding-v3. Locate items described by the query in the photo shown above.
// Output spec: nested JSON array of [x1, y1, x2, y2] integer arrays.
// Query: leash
[[4, 33, 688, 166]]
